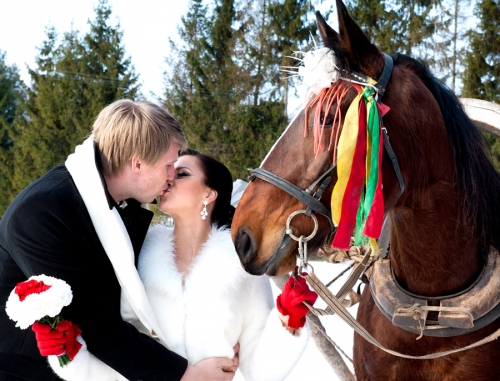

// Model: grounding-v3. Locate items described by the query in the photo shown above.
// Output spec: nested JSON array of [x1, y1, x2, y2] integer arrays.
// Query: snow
[[234, 260, 362, 381]]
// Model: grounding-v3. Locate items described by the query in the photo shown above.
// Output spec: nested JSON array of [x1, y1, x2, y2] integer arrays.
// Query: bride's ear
[[206, 189, 218, 204]]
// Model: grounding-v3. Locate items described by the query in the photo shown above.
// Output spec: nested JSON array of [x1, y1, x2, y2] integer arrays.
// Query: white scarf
[[65, 137, 170, 347]]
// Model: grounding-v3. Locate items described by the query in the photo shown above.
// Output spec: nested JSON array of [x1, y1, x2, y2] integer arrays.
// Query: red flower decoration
[[15, 280, 52, 301]]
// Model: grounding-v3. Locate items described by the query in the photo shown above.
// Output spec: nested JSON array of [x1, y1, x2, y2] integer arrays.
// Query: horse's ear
[[335, 0, 385, 79], [316, 11, 339, 43], [316, 11, 351, 70]]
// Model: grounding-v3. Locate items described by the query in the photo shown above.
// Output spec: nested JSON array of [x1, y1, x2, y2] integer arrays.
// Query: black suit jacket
[[0, 164, 187, 381]]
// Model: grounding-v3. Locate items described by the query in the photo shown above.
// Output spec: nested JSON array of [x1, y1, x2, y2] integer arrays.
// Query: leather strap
[[251, 167, 335, 231], [382, 128, 405, 194], [375, 54, 393, 96]]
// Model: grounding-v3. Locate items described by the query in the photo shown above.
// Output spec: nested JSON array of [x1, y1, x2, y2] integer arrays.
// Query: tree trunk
[[283, 77, 288, 118]]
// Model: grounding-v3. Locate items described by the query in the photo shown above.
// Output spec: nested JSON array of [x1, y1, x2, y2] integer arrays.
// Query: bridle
[[248, 54, 404, 246]]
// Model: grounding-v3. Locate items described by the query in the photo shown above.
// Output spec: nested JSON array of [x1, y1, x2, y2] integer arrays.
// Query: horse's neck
[[390, 181, 482, 297]]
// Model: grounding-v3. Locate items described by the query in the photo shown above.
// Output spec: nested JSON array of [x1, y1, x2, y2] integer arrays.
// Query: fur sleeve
[[47, 335, 120, 381], [237, 275, 310, 381]]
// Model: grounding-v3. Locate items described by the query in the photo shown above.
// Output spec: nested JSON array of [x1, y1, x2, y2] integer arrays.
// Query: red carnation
[[15, 280, 52, 301]]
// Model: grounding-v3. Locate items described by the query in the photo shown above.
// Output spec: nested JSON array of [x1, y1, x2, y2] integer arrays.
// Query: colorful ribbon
[[331, 86, 385, 250]]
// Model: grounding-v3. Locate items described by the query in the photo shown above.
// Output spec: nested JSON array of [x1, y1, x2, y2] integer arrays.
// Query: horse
[[231, 1, 500, 379]]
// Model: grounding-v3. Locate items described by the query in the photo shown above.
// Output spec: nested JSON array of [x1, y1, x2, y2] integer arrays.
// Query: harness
[[249, 53, 500, 358]]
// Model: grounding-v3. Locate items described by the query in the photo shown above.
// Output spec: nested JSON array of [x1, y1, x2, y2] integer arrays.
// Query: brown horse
[[231, 1, 500, 379]]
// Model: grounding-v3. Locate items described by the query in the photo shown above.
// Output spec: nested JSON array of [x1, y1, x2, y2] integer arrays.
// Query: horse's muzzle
[[234, 227, 295, 276], [234, 227, 265, 275]]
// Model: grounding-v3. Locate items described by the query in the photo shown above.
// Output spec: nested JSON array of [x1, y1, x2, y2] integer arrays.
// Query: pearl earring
[[201, 201, 208, 220]]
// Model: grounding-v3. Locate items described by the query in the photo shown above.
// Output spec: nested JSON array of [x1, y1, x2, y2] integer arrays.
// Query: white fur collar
[[65, 137, 169, 346], [139, 225, 249, 298]]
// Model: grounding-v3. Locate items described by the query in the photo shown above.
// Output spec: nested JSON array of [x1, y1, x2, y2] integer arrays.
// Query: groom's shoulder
[[7, 164, 81, 216], [21, 164, 76, 197]]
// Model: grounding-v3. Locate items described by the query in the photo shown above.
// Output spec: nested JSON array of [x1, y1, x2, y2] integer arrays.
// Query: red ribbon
[[333, 100, 368, 249]]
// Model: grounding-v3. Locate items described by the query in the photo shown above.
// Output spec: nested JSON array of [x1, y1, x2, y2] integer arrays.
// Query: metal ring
[[298, 262, 315, 275], [285, 210, 319, 241]]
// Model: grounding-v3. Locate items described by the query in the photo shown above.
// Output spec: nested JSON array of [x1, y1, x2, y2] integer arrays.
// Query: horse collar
[[371, 248, 500, 337]]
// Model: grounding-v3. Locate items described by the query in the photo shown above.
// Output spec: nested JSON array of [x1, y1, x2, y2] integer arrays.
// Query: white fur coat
[[48, 225, 309, 381]]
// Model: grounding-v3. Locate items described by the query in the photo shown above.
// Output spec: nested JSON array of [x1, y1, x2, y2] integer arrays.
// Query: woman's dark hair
[[180, 148, 235, 228]]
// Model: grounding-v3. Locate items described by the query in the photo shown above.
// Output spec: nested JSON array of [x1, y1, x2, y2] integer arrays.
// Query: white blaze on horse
[[231, 1, 500, 380]]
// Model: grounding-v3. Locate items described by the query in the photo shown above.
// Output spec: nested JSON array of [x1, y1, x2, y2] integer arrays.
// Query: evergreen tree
[[462, 0, 500, 102], [347, 0, 398, 53], [164, 0, 208, 148], [165, 0, 320, 179], [421, 0, 472, 92], [268, 0, 317, 115], [12, 0, 139, 195], [0, 51, 22, 213], [462, 0, 500, 170], [164, 0, 285, 179], [347, 0, 439, 56], [165, 0, 235, 159]]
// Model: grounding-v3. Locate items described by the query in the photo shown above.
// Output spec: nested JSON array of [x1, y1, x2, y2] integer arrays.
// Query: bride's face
[[159, 155, 212, 219]]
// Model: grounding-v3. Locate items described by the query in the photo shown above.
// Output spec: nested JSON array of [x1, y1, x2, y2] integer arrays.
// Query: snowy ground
[[234, 260, 363, 381]]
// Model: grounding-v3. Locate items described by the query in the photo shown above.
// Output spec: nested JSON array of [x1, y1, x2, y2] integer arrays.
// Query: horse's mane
[[393, 53, 500, 255]]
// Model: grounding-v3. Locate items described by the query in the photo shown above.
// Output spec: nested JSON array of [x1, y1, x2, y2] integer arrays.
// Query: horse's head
[[232, 0, 458, 276]]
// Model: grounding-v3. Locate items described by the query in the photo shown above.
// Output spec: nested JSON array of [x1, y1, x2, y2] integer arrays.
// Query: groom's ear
[[130, 157, 142, 174]]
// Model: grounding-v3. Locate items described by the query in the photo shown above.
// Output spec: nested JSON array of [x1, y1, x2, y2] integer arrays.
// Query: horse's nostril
[[235, 228, 256, 262], [242, 233, 251, 255]]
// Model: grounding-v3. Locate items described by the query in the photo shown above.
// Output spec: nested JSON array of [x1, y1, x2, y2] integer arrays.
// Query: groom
[[0, 100, 236, 381]]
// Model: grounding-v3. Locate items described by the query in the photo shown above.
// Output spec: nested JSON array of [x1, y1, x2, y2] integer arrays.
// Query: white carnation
[[297, 47, 339, 95], [5, 275, 73, 329]]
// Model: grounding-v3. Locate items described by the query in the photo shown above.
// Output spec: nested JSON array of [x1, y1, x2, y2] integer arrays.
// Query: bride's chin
[[158, 203, 171, 214]]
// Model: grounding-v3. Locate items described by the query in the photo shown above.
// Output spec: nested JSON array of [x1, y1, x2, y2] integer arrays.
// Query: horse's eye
[[320, 112, 334, 127]]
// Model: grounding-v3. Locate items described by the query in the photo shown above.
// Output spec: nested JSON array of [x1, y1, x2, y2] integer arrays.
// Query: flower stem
[[57, 354, 71, 367]]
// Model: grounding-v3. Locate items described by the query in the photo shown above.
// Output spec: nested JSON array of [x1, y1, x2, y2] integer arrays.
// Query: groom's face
[[134, 142, 181, 203]]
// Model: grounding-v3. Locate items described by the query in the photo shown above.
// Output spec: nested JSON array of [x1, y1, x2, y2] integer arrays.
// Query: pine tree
[[164, 0, 278, 179], [164, 0, 208, 148], [268, 0, 317, 115], [0, 51, 22, 214], [12, 0, 139, 195], [166, 0, 235, 159], [348, 0, 398, 53], [422, 0, 472, 92], [348, 0, 439, 56], [165, 0, 321, 179], [462, 0, 500, 102], [462, 0, 500, 170]]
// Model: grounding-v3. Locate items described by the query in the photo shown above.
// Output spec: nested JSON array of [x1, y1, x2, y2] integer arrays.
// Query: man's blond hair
[[92, 99, 187, 176]]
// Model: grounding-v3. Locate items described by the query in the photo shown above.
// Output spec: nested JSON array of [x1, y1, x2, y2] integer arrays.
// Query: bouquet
[[5, 274, 79, 366]]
